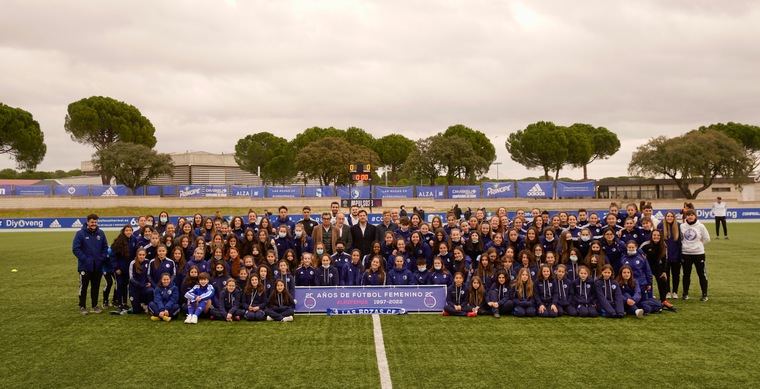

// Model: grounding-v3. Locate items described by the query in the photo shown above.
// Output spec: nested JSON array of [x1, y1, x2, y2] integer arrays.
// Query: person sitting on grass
[[184, 272, 215, 324], [149, 273, 179, 322]]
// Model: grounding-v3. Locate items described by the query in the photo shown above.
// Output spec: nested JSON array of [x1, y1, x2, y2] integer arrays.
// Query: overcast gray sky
[[2, 0, 759, 179]]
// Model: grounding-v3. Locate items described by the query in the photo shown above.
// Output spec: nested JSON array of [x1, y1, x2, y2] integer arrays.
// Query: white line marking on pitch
[[372, 314, 393, 389]]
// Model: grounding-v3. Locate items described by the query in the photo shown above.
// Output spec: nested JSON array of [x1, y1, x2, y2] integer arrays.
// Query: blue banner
[[267, 186, 301, 198], [294, 285, 447, 314], [145, 186, 162, 196], [0, 185, 12, 196], [54, 185, 90, 197], [416, 186, 446, 199], [338, 186, 371, 199], [375, 186, 413, 199], [481, 182, 515, 198], [303, 186, 335, 198], [556, 181, 595, 198], [517, 181, 554, 199], [204, 185, 228, 197], [178, 185, 204, 198], [162, 186, 178, 196], [448, 185, 480, 199], [14, 185, 51, 196], [90, 185, 130, 197]]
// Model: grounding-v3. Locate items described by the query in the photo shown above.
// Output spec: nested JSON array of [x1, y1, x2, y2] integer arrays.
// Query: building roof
[[598, 177, 752, 186], [0, 179, 41, 186]]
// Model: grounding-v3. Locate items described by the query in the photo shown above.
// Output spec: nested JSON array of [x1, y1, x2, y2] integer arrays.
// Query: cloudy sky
[[2, 0, 758, 179]]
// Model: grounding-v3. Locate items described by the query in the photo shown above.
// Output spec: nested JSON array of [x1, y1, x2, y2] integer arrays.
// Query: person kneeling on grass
[[512, 268, 537, 317], [243, 274, 268, 321], [617, 265, 646, 318], [266, 279, 295, 322], [443, 272, 474, 317], [595, 265, 625, 318], [149, 273, 180, 322], [211, 278, 244, 322], [184, 272, 215, 324]]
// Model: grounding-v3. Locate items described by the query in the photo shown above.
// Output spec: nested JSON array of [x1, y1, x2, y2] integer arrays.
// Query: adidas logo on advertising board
[[526, 184, 546, 197], [49, 219, 61, 228], [71, 219, 83, 228], [101, 186, 118, 197]]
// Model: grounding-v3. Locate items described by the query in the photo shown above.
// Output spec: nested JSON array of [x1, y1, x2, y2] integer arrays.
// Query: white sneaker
[[666, 292, 673, 299], [191, 315, 198, 324], [635, 309, 644, 318], [266, 316, 273, 321], [672, 292, 679, 299], [184, 315, 192, 324], [282, 316, 294, 322]]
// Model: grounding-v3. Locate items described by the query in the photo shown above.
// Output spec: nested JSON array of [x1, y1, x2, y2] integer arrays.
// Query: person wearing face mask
[[293, 224, 314, 260], [562, 248, 582, 282], [314, 255, 340, 286], [620, 240, 653, 299], [428, 257, 452, 287], [576, 228, 593, 258], [680, 210, 711, 302], [274, 226, 294, 260], [464, 232, 484, 269], [155, 211, 170, 236], [330, 242, 352, 273], [411, 258, 430, 285]]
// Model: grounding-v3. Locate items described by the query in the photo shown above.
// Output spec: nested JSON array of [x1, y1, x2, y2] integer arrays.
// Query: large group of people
[[72, 199, 712, 323]]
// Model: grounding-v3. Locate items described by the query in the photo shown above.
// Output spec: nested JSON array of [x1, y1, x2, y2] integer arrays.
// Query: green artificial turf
[[1, 225, 758, 388]]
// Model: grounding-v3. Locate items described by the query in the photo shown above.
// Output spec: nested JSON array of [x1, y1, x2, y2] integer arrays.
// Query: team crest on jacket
[[548, 283, 553, 287], [612, 285, 617, 290], [328, 273, 333, 278], [636, 260, 640, 265], [309, 270, 314, 275], [586, 284, 591, 288], [168, 290, 172, 295], [166, 263, 171, 268]]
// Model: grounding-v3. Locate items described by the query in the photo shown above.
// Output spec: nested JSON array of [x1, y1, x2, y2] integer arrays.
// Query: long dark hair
[[111, 225, 133, 259], [268, 279, 293, 306]]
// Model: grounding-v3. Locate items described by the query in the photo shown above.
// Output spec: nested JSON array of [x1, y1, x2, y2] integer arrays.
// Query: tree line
[[1, 96, 759, 199]]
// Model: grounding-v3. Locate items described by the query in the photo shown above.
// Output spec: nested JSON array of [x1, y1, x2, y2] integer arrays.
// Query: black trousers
[[79, 271, 102, 308], [715, 217, 727, 237], [114, 271, 130, 307], [669, 262, 681, 293], [682, 254, 708, 297]]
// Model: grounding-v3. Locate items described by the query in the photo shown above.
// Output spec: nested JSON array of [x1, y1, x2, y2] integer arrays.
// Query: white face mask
[[546, 237, 554, 242], [316, 249, 324, 255], [418, 266, 427, 272], [471, 238, 479, 243], [322, 264, 330, 269], [627, 250, 637, 256], [570, 255, 578, 263], [295, 231, 302, 238], [278, 232, 286, 239], [580, 235, 590, 242], [434, 265, 442, 271], [160, 217, 168, 223]]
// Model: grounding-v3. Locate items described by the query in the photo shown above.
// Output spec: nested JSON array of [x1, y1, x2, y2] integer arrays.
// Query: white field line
[[372, 314, 393, 389]]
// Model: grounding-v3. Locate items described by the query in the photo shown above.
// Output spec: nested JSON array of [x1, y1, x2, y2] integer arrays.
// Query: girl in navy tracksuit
[[619, 265, 662, 315], [110, 225, 135, 313], [595, 265, 625, 318], [361, 257, 386, 286], [184, 247, 210, 276], [212, 278, 244, 322], [554, 265, 575, 316], [443, 272, 471, 317], [535, 265, 559, 318], [620, 241, 653, 299], [266, 279, 295, 322], [428, 257, 452, 286], [149, 245, 175, 287], [258, 265, 274, 298], [170, 246, 186, 288], [586, 252, 606, 282], [450, 247, 471, 278], [467, 276, 488, 316], [617, 265, 645, 318], [388, 255, 414, 285], [512, 268, 536, 317], [342, 251, 364, 286], [516, 250, 538, 281], [210, 261, 229, 298], [293, 224, 313, 261], [544, 251, 558, 274], [295, 254, 316, 286], [474, 251, 495, 290], [315, 255, 340, 286], [412, 258, 430, 285], [243, 274, 268, 321], [408, 233, 432, 268], [562, 247, 582, 282], [640, 230, 674, 309], [601, 229, 626, 274], [129, 248, 153, 314], [183, 272, 215, 324], [149, 273, 180, 321], [660, 212, 683, 299], [573, 266, 598, 317], [274, 260, 296, 296], [487, 271, 513, 317]]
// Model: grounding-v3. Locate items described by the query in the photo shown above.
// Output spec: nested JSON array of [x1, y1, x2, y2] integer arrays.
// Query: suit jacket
[[351, 223, 378, 257], [312, 224, 352, 255], [335, 224, 352, 250]]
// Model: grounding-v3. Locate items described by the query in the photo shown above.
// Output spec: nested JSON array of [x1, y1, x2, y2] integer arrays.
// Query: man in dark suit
[[350, 209, 377, 257]]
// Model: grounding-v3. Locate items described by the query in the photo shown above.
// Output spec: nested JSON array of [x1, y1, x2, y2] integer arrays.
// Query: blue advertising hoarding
[[415, 186, 446, 199], [517, 181, 554, 199], [375, 186, 413, 199], [481, 182, 515, 198], [337, 186, 371, 199], [14, 185, 52, 196], [267, 186, 301, 198], [54, 185, 90, 197], [302, 186, 335, 198], [204, 185, 228, 197], [556, 181, 595, 198], [0, 185, 12, 196], [294, 285, 447, 314], [448, 185, 480, 199], [90, 185, 130, 197]]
